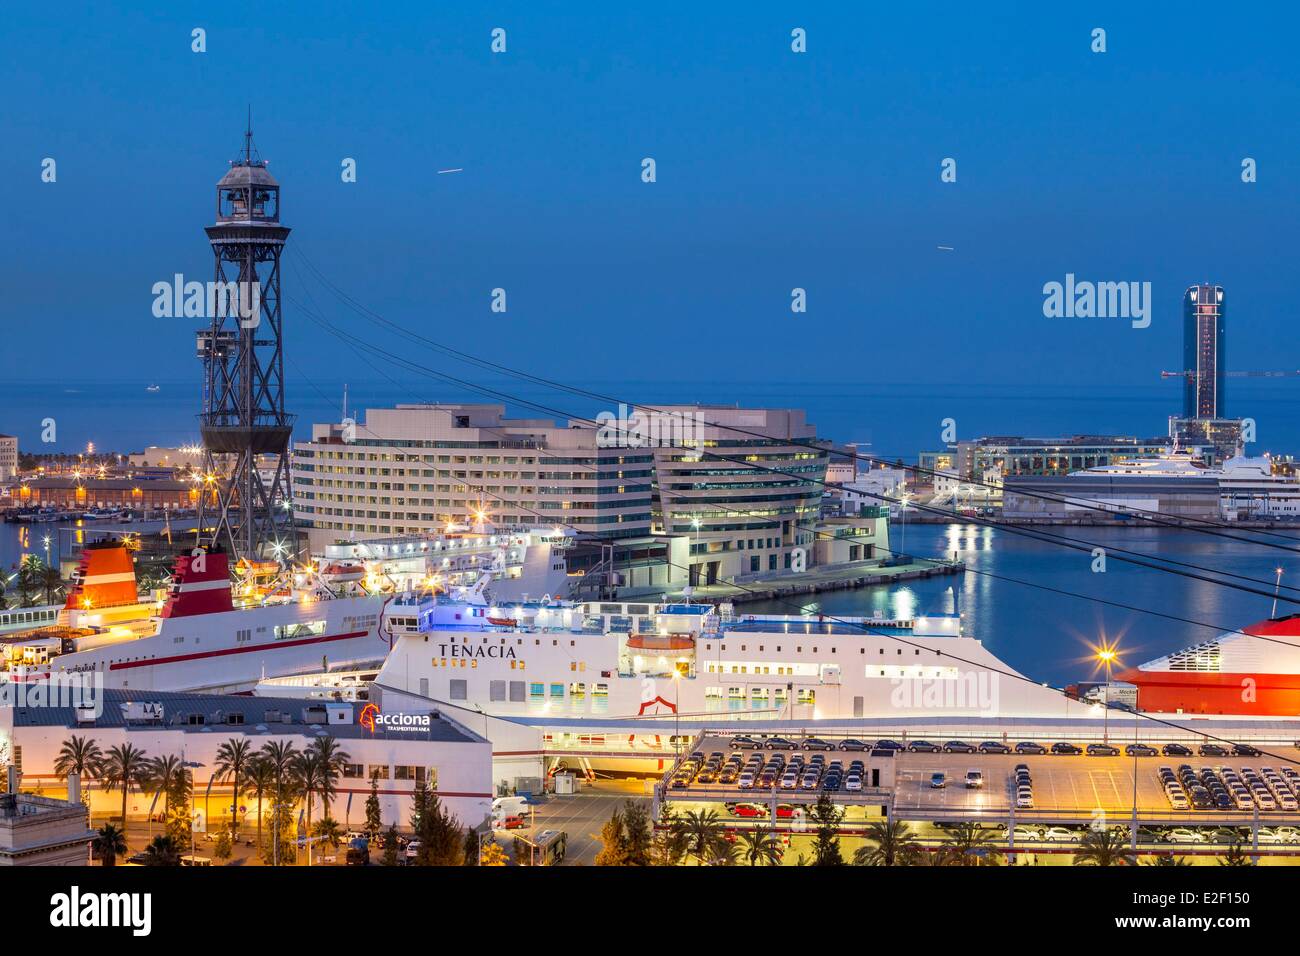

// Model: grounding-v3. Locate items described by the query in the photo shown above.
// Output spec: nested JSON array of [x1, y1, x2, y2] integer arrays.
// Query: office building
[[1183, 284, 1226, 419]]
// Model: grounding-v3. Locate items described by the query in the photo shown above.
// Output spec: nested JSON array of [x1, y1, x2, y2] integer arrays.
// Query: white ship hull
[[373, 601, 1097, 724], [26, 595, 392, 693]]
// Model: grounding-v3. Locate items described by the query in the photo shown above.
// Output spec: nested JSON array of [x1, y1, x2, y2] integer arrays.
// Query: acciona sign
[[358, 703, 432, 734]]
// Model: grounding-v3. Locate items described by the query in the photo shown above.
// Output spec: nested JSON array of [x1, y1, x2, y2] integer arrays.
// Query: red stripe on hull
[[108, 629, 372, 671], [1122, 669, 1300, 716]]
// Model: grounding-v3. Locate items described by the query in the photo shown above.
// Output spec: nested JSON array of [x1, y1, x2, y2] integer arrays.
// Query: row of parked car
[[727, 735, 1264, 757], [1161, 763, 1300, 812]]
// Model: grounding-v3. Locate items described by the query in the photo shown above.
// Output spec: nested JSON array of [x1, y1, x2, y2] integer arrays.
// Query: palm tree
[[1073, 827, 1135, 866], [739, 826, 782, 866], [293, 750, 327, 861], [16, 555, 41, 607], [98, 742, 149, 839], [243, 756, 274, 849], [912, 845, 959, 866], [214, 738, 253, 837], [854, 819, 920, 866], [305, 736, 350, 820], [93, 824, 127, 866], [145, 754, 186, 822], [312, 816, 344, 853], [706, 841, 740, 866], [142, 834, 181, 866], [53, 735, 104, 787], [258, 740, 299, 866], [941, 822, 1002, 866], [1145, 854, 1191, 866], [39, 564, 63, 604], [682, 809, 726, 865]]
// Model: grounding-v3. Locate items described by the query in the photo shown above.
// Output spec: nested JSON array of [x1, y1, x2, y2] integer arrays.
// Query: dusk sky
[[4, 2, 1300, 453]]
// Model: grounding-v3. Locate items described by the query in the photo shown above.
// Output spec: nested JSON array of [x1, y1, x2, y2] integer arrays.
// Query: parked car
[[801, 738, 833, 751], [965, 770, 984, 789], [1015, 741, 1047, 755], [978, 741, 1011, 754], [498, 815, 527, 830], [1198, 743, 1229, 757], [838, 738, 871, 751], [930, 772, 947, 789], [1231, 743, 1262, 757], [873, 739, 906, 752], [1042, 827, 1078, 842], [942, 740, 976, 753], [1161, 743, 1193, 756], [1051, 742, 1083, 755], [1166, 828, 1205, 844], [766, 737, 799, 750], [730, 735, 760, 749], [908, 740, 942, 753], [1125, 744, 1158, 757], [1086, 743, 1120, 757]]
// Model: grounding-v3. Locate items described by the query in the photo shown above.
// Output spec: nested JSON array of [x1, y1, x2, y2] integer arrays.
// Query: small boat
[[146, 385, 161, 393]]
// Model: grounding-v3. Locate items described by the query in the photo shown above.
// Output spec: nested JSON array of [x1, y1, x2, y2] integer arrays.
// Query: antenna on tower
[[244, 105, 253, 164]]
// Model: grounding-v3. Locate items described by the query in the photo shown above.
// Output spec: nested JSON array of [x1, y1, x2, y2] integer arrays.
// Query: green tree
[[652, 805, 690, 866], [463, 827, 481, 866], [1219, 838, 1255, 867], [1073, 827, 1135, 867], [412, 791, 464, 866], [312, 816, 344, 856], [808, 793, 845, 866], [213, 829, 233, 861], [480, 841, 508, 866], [305, 736, 349, 819], [854, 819, 920, 866], [739, 826, 782, 866], [145, 754, 186, 823], [382, 825, 400, 866], [706, 841, 740, 866], [142, 834, 182, 866], [293, 750, 326, 860], [40, 563, 63, 604], [682, 809, 726, 865], [214, 738, 253, 838], [594, 808, 629, 866], [93, 824, 127, 866], [98, 742, 149, 839], [243, 756, 274, 850], [1145, 854, 1191, 867], [622, 800, 653, 866], [258, 739, 299, 866], [364, 770, 382, 835], [941, 822, 1002, 866], [54, 735, 103, 794]]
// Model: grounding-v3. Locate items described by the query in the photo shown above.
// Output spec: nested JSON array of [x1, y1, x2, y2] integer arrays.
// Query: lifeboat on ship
[[320, 562, 365, 585], [626, 632, 695, 652]]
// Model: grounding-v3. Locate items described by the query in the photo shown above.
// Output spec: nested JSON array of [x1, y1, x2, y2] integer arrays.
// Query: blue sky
[[3, 1, 1299, 451]]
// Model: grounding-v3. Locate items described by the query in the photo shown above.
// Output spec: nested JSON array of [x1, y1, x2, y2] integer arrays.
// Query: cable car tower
[[196, 122, 297, 563]]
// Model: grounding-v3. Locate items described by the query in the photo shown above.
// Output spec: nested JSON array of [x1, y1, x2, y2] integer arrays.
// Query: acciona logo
[[49, 887, 151, 937], [358, 702, 432, 734]]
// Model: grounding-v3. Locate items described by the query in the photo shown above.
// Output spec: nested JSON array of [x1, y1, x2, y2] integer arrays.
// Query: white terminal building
[[0, 689, 493, 833]]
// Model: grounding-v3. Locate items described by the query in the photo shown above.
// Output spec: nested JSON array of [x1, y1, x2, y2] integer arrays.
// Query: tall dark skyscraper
[[1182, 284, 1225, 419]]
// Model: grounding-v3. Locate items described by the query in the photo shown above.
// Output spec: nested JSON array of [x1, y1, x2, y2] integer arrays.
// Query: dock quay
[[656, 558, 965, 605]]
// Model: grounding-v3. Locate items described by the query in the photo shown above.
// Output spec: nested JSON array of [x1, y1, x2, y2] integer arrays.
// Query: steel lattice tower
[[196, 124, 297, 563]]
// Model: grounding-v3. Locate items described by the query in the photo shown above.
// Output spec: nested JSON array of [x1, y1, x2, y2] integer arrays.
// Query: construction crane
[[1160, 369, 1300, 379]]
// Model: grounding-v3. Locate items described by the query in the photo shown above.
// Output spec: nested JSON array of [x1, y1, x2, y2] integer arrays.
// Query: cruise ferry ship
[[1077, 452, 1300, 519], [322, 596, 1096, 722], [1120, 614, 1300, 716], [0, 525, 574, 693]]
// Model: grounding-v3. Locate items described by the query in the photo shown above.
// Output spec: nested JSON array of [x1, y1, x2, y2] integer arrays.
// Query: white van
[[492, 796, 529, 820]]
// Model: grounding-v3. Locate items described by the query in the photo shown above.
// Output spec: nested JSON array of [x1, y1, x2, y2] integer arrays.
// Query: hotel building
[[291, 403, 829, 585]]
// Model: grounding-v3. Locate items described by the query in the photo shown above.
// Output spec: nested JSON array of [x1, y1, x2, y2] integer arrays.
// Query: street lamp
[[1096, 646, 1117, 743], [897, 492, 912, 559]]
